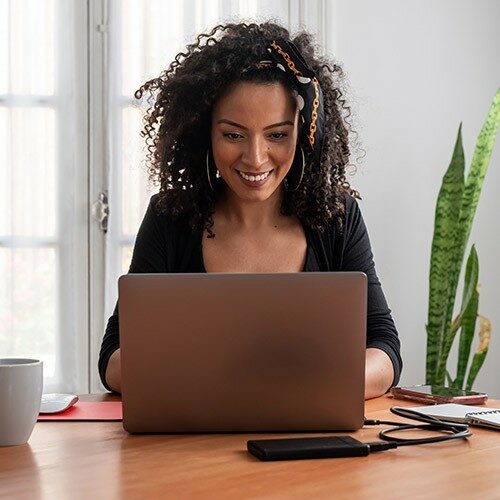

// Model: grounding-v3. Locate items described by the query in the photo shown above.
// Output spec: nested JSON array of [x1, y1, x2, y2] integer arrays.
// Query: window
[[100, 0, 292, 392], [0, 0, 88, 392], [1, 0, 327, 394]]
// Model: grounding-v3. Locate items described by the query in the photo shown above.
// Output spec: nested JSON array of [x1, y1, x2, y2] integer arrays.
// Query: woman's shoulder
[[309, 192, 361, 237], [338, 190, 361, 214], [140, 193, 202, 272], [147, 193, 192, 232], [342, 192, 364, 230]]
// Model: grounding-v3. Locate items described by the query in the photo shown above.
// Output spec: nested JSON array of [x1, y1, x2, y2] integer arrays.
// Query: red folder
[[37, 401, 123, 421]]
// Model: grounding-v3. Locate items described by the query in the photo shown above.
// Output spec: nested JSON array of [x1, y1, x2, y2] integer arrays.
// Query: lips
[[236, 169, 274, 188], [236, 169, 273, 180]]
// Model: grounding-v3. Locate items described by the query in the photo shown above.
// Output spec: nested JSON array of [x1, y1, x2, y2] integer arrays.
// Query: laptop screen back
[[118, 272, 367, 432]]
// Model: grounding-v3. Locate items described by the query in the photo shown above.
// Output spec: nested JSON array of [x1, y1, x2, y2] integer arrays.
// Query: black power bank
[[247, 435, 370, 461]]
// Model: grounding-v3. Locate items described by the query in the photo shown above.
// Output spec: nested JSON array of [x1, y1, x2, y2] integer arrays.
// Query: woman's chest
[[202, 228, 308, 273]]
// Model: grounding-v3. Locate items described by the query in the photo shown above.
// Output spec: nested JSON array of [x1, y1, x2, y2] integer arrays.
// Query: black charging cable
[[363, 405, 471, 451], [247, 406, 472, 461]]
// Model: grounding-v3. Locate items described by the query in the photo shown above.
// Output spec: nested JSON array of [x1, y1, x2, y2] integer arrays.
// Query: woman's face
[[211, 81, 299, 203]]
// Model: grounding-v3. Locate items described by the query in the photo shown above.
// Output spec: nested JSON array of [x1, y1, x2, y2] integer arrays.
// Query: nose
[[241, 136, 268, 170]]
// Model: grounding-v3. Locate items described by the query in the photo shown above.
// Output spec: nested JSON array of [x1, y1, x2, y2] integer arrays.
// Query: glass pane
[[1, 108, 56, 237], [0, 248, 57, 378], [254, 0, 289, 24], [121, 106, 155, 236], [191, 0, 224, 37], [0, 0, 55, 95], [121, 245, 133, 274], [238, 0, 259, 18], [121, 0, 225, 97], [119, 0, 290, 98], [121, 0, 184, 97], [0, 0, 7, 93], [0, 107, 9, 236]]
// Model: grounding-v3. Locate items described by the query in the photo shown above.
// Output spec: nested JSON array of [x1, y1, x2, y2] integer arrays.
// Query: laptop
[[118, 272, 367, 433]]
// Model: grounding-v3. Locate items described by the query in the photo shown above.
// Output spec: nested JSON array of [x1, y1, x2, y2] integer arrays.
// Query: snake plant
[[426, 88, 500, 389]]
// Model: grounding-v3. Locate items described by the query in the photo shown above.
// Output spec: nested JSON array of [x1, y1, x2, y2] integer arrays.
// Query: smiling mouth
[[236, 169, 273, 182]]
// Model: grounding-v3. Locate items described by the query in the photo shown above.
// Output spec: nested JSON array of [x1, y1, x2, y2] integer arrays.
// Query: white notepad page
[[406, 403, 500, 429], [466, 410, 500, 429]]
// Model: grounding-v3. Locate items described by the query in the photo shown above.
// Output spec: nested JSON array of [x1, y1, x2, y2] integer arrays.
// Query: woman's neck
[[217, 186, 285, 230]]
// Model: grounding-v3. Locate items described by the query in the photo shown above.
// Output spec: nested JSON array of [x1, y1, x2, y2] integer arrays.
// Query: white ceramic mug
[[0, 358, 43, 446]]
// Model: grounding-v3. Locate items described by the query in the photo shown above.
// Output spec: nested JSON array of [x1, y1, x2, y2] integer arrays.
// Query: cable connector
[[367, 441, 398, 453], [364, 418, 381, 425]]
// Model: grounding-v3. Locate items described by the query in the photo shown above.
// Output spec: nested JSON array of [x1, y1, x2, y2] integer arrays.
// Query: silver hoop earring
[[206, 150, 214, 190], [206, 150, 221, 190], [284, 146, 305, 192]]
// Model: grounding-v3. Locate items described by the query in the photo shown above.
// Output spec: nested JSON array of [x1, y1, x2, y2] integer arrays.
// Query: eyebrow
[[216, 119, 294, 130]]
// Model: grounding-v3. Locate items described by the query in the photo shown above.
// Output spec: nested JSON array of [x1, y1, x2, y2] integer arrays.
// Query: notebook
[[407, 403, 500, 430]]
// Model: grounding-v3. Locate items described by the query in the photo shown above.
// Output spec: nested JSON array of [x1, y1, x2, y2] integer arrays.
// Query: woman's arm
[[98, 193, 171, 392], [340, 196, 403, 389], [364, 347, 394, 400], [105, 348, 122, 394]]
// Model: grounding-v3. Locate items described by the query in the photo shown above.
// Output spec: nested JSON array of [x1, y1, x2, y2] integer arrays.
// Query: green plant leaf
[[426, 89, 500, 386], [465, 315, 491, 390], [455, 251, 481, 389], [426, 125, 465, 384], [455, 292, 479, 389], [441, 89, 500, 370], [436, 244, 479, 385], [458, 89, 500, 265]]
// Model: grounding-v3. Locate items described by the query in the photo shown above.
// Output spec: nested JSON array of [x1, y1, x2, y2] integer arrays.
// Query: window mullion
[[53, 0, 90, 393], [88, 0, 109, 393]]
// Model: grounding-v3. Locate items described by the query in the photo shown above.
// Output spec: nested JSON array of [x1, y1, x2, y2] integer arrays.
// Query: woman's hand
[[105, 348, 122, 394], [364, 347, 394, 400], [105, 346, 393, 398]]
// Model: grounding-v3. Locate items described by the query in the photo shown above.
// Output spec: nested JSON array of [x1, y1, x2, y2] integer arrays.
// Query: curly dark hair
[[135, 21, 361, 237]]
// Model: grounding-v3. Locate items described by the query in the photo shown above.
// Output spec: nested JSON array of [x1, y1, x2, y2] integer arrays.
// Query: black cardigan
[[98, 193, 403, 391]]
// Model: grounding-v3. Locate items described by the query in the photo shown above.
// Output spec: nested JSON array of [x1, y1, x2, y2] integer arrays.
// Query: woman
[[99, 21, 402, 399]]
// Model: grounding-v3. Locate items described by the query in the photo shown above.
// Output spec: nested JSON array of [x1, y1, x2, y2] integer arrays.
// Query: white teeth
[[238, 170, 271, 182]]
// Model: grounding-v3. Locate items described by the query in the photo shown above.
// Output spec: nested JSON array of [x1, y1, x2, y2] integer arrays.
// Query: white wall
[[326, 0, 500, 396]]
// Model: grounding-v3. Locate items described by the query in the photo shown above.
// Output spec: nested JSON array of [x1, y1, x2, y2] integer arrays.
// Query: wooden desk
[[1, 395, 500, 499]]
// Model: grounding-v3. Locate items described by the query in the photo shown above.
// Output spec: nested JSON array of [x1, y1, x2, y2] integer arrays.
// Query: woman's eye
[[223, 132, 243, 140], [269, 132, 288, 140]]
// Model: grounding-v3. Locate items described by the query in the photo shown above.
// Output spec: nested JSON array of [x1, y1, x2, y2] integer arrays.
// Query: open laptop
[[118, 272, 367, 433]]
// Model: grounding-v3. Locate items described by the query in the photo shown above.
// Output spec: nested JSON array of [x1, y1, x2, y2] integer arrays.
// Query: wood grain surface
[[1, 394, 499, 499]]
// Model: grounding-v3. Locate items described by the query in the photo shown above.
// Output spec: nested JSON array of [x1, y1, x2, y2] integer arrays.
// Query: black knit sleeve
[[98, 194, 170, 391], [340, 195, 403, 387]]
